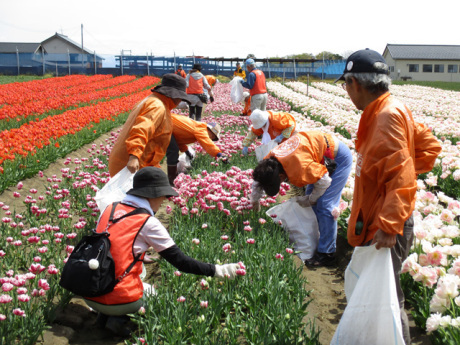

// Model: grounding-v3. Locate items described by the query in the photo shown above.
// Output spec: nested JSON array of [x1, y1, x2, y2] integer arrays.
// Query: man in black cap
[[109, 73, 191, 177], [337, 49, 441, 345], [185, 63, 213, 121], [85, 167, 241, 336]]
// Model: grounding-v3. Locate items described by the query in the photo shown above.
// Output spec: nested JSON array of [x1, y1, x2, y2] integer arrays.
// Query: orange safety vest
[[267, 131, 330, 187], [176, 69, 186, 78], [187, 76, 204, 94], [249, 69, 267, 96], [87, 203, 150, 305], [251, 111, 296, 141]]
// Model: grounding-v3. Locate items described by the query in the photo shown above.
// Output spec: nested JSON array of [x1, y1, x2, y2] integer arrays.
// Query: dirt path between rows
[[0, 133, 432, 345]]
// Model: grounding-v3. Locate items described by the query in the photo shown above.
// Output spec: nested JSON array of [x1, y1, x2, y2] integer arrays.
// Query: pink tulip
[[177, 296, 186, 302], [246, 238, 255, 244], [286, 248, 294, 254], [200, 300, 208, 308]]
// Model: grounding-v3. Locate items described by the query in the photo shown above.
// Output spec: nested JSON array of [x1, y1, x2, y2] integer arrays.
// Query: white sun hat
[[249, 109, 269, 129]]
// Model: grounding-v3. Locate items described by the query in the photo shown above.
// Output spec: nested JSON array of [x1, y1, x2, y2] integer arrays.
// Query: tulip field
[[0, 75, 459, 344]]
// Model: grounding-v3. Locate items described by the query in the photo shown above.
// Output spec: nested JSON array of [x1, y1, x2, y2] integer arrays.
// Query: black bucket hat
[[127, 167, 178, 199], [151, 73, 191, 103], [192, 63, 202, 71]]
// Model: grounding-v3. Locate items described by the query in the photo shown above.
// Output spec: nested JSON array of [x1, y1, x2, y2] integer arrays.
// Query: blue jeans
[[305, 141, 352, 254]]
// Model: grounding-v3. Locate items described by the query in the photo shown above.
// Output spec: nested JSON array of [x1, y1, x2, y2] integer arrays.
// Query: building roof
[[385, 44, 460, 60], [0, 42, 42, 53], [41, 33, 96, 55]]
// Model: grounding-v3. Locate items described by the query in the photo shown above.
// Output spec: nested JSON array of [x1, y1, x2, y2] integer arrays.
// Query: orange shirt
[[347, 93, 425, 247], [251, 111, 296, 139], [108, 92, 175, 177], [267, 131, 330, 187], [205, 75, 216, 87], [186, 76, 204, 94], [171, 114, 221, 157], [175, 69, 186, 78], [242, 96, 251, 116]]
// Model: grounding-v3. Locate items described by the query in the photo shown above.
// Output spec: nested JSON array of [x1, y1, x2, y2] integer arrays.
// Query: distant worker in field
[[204, 75, 217, 103], [108, 74, 190, 177], [240, 58, 268, 112], [241, 109, 296, 156], [241, 91, 251, 116], [233, 62, 246, 79], [186, 63, 214, 122], [175, 64, 186, 78], [166, 114, 227, 185]]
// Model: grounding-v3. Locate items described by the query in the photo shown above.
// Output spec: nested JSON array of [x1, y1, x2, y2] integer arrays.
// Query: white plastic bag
[[255, 140, 278, 162], [331, 246, 404, 345], [94, 167, 134, 212], [177, 147, 195, 174], [266, 200, 319, 260], [230, 77, 244, 103]]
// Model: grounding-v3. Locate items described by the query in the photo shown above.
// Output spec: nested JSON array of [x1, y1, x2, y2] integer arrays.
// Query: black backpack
[[59, 202, 150, 298]]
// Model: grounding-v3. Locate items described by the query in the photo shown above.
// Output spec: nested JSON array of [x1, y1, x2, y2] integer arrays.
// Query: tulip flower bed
[[267, 80, 460, 344], [0, 76, 160, 192]]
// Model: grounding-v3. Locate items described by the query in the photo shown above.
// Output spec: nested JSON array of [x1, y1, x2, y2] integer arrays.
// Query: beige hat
[[249, 109, 269, 129], [206, 122, 221, 141]]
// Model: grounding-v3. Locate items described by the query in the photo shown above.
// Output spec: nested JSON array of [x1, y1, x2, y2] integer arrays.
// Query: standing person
[[175, 64, 186, 78], [338, 48, 441, 344], [84, 167, 240, 336], [240, 58, 268, 112], [166, 114, 228, 185], [233, 62, 246, 79], [186, 63, 213, 121], [241, 109, 296, 156], [108, 74, 190, 177], [250, 131, 353, 266]]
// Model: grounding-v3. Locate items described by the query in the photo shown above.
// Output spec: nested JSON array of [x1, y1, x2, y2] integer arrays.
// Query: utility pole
[[81, 24, 84, 70]]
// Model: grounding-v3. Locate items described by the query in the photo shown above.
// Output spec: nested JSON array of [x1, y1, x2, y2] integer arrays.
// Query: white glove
[[294, 195, 312, 207], [214, 263, 240, 280]]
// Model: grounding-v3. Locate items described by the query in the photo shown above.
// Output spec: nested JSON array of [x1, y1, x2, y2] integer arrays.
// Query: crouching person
[[84, 167, 240, 336]]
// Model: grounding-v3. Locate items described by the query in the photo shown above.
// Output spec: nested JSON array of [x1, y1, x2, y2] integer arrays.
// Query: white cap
[[249, 109, 269, 129]]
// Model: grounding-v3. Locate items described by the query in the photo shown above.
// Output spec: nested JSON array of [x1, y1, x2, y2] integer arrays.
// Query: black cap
[[151, 73, 191, 103], [335, 48, 389, 82], [127, 167, 178, 199], [192, 63, 202, 71]]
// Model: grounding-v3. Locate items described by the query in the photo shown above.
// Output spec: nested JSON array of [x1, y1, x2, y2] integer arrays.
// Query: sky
[[1, 0, 459, 61]]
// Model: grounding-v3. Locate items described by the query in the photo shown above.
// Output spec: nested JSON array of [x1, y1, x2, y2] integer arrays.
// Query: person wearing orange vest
[[337, 49, 441, 344], [175, 64, 186, 78], [241, 92, 251, 116], [233, 62, 246, 79], [84, 167, 241, 336], [250, 131, 353, 267], [241, 109, 296, 156], [108, 74, 190, 177], [186, 63, 213, 122], [240, 58, 268, 112], [166, 114, 228, 185]]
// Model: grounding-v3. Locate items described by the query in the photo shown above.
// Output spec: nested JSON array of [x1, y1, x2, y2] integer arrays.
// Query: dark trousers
[[166, 135, 180, 166]]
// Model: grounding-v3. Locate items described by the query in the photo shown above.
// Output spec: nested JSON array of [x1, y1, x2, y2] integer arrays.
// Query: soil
[[0, 133, 432, 345]]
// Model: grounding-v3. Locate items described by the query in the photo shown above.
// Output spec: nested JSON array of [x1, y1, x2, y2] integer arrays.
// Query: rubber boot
[[189, 106, 196, 120], [167, 165, 178, 186], [195, 106, 203, 122]]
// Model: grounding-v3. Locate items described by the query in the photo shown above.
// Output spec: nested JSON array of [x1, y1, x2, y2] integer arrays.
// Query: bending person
[[250, 131, 353, 267], [166, 114, 227, 185], [242, 109, 296, 156]]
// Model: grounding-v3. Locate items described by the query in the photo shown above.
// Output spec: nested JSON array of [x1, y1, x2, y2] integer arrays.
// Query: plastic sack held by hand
[[214, 263, 241, 279], [230, 77, 244, 103], [95, 167, 134, 212], [294, 195, 312, 207]]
